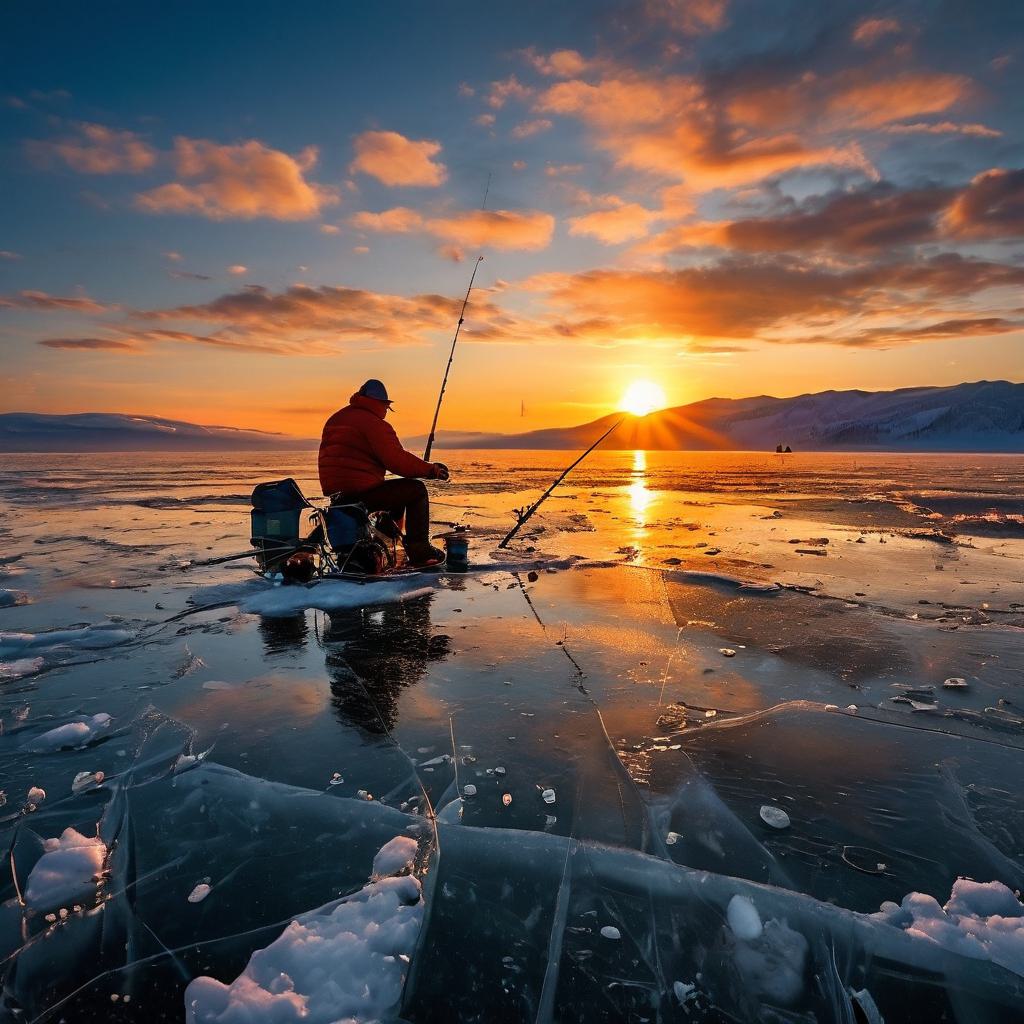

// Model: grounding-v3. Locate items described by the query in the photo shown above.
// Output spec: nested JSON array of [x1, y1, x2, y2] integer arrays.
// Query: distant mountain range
[[2, 381, 1021, 452], [0, 413, 316, 452], [418, 380, 1024, 452]]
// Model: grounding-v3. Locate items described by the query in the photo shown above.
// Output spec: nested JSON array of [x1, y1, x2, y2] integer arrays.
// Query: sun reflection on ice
[[628, 450, 651, 519]]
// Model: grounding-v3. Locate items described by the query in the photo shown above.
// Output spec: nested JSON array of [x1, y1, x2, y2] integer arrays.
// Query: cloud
[[319, 224, 340, 234], [830, 73, 973, 129], [852, 17, 902, 46], [37, 337, 139, 351], [883, 121, 1002, 138], [544, 163, 583, 177], [486, 75, 533, 109], [352, 206, 554, 251], [535, 71, 877, 187], [133, 282, 514, 354], [475, 113, 496, 128], [163, 250, 183, 262], [168, 269, 212, 281], [136, 138, 335, 220], [834, 317, 1021, 348], [568, 200, 659, 244], [351, 207, 425, 233], [942, 168, 1024, 240], [30, 122, 156, 174], [522, 48, 588, 77], [511, 118, 553, 139], [349, 130, 447, 187], [0, 289, 111, 312], [641, 170, 1024, 254], [515, 254, 1024, 348], [228, 265, 248, 275], [645, 0, 729, 35], [0, 250, 21, 260]]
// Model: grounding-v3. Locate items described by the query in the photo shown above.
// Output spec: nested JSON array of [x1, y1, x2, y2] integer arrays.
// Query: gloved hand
[[432, 462, 450, 481]]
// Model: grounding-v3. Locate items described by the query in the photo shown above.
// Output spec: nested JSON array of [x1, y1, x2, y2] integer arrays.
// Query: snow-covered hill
[[449, 381, 1024, 451]]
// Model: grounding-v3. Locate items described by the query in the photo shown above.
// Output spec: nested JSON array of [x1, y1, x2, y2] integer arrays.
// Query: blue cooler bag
[[251, 479, 310, 569]]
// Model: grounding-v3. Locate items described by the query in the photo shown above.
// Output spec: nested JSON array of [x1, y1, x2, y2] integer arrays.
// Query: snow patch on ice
[[23, 713, 112, 752], [371, 835, 417, 879], [24, 827, 107, 912], [239, 580, 435, 618], [184, 836, 426, 1023], [0, 656, 43, 680], [873, 878, 1024, 977]]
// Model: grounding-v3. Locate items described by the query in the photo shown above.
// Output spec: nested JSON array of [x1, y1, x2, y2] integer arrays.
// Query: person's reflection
[[320, 594, 450, 734], [257, 612, 309, 655]]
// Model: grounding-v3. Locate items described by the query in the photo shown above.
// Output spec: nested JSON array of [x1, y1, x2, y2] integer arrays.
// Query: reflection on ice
[[2, 451, 1023, 1021]]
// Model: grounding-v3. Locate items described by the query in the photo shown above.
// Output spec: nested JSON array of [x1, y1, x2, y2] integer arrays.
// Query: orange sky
[[2, 1, 1022, 437]]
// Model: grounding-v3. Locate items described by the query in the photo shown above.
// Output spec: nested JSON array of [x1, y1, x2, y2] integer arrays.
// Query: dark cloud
[[37, 337, 138, 350]]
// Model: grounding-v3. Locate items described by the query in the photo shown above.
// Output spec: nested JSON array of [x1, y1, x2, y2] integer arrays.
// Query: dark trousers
[[344, 479, 430, 544]]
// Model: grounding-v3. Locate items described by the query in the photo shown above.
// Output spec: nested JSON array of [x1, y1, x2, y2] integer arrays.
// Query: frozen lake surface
[[1, 450, 1023, 1022]]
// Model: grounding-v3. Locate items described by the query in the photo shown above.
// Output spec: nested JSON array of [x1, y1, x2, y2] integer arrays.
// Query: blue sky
[[1, 0, 1022, 435]]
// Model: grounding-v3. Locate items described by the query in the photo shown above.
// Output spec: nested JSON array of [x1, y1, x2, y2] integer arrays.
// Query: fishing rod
[[422, 254, 483, 462], [423, 173, 492, 462], [498, 417, 625, 548]]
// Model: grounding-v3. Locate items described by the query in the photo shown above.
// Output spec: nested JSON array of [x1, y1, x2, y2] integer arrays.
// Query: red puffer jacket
[[318, 393, 439, 496]]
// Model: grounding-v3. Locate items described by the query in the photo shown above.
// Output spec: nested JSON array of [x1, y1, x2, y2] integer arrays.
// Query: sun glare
[[619, 380, 666, 417]]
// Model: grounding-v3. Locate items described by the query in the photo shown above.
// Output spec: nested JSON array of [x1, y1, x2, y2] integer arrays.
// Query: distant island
[[1, 381, 1021, 452], [0, 413, 317, 452]]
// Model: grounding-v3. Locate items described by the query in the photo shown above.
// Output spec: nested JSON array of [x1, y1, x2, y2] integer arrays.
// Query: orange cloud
[[830, 72, 973, 128], [349, 130, 447, 187], [30, 122, 156, 174], [536, 71, 877, 187], [568, 200, 659, 244], [522, 48, 588, 77], [518, 254, 1024, 348], [136, 138, 335, 220], [351, 206, 554, 251]]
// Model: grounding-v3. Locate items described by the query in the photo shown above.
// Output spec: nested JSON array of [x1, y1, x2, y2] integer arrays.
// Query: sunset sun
[[619, 380, 666, 417]]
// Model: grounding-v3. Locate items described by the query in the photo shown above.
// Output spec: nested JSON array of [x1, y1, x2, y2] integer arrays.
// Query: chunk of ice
[[24, 712, 112, 752], [541, 788, 556, 805], [600, 925, 621, 940], [72, 770, 105, 794], [759, 804, 791, 829], [727, 894, 763, 940], [188, 883, 212, 904], [24, 827, 106, 913]]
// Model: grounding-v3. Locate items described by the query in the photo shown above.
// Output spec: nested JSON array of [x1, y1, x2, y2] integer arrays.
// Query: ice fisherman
[[318, 379, 449, 567]]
